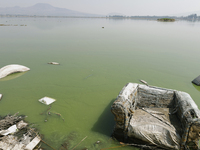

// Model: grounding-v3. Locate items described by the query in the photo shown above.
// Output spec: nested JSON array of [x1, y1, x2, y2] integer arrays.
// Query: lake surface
[[0, 17, 200, 149]]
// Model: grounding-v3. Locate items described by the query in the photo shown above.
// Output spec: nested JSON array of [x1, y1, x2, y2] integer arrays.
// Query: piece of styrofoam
[[39, 96, 56, 105]]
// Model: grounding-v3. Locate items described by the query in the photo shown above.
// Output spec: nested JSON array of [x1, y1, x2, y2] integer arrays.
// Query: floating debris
[[40, 105, 64, 122], [48, 62, 60, 65], [72, 136, 88, 150], [0, 113, 23, 130], [0, 94, 2, 100], [39, 96, 56, 105], [139, 79, 148, 86], [0, 113, 41, 150], [111, 82, 200, 150], [48, 111, 65, 121], [0, 64, 30, 79], [16, 120, 28, 129], [95, 141, 101, 144], [25, 136, 41, 150], [0, 124, 18, 136]]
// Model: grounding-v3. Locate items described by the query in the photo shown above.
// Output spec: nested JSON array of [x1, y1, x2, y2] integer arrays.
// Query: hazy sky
[[0, 0, 200, 16]]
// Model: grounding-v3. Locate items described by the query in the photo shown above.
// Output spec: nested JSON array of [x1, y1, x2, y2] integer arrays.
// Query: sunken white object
[[39, 96, 56, 105], [0, 64, 30, 79]]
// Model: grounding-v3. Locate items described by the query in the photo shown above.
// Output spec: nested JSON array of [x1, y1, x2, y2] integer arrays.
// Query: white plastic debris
[[48, 62, 60, 65], [39, 96, 56, 105], [0, 124, 18, 136], [0, 94, 2, 100], [0, 64, 30, 79], [25, 136, 41, 150]]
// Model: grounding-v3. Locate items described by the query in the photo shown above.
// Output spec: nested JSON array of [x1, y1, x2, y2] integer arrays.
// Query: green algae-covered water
[[0, 17, 200, 149]]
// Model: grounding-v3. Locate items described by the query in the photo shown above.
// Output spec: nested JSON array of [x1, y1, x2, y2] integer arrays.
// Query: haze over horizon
[[0, 0, 200, 16]]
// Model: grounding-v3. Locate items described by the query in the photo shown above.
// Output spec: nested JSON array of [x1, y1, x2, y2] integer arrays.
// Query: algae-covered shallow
[[0, 17, 200, 149]]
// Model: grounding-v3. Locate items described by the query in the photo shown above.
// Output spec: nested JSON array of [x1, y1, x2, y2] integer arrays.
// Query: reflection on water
[[0, 72, 27, 81], [0, 17, 200, 149]]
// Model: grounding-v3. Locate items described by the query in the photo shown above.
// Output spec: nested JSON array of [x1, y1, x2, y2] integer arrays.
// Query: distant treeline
[[0, 14, 199, 21], [108, 14, 199, 21]]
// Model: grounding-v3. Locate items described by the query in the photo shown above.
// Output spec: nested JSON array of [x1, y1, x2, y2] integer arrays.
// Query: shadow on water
[[192, 83, 200, 92], [92, 98, 115, 136], [91, 99, 140, 150]]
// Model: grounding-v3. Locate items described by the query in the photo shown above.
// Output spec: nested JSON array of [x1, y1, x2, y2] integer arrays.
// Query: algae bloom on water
[[157, 18, 175, 22]]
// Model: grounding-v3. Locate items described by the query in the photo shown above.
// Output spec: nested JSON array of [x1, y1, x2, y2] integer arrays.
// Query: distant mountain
[[0, 3, 103, 17]]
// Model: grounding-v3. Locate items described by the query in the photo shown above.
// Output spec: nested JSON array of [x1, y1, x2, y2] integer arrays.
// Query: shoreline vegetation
[[157, 18, 175, 22]]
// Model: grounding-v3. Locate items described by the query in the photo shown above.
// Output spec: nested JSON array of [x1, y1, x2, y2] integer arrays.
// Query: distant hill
[[0, 3, 103, 17]]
